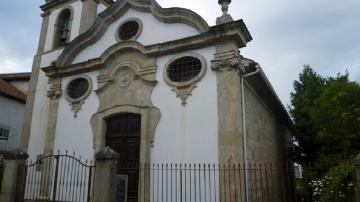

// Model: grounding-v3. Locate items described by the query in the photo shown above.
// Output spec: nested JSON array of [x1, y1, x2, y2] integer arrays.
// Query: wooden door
[[106, 113, 141, 202]]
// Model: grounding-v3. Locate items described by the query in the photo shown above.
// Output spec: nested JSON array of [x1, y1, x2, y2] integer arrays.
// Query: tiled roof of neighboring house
[[0, 78, 27, 104], [0, 72, 31, 81]]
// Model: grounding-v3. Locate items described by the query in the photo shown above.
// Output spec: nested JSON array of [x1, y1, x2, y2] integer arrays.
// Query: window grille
[[119, 21, 139, 40], [0, 128, 9, 140], [66, 78, 89, 99], [168, 57, 202, 82]]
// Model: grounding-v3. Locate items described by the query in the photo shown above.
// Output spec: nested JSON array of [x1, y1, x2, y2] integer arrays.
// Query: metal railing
[[116, 162, 296, 202], [16, 151, 95, 202]]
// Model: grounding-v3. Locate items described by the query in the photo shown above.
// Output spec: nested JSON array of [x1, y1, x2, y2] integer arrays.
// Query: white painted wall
[[97, 3, 108, 14], [27, 48, 63, 159], [73, 9, 200, 64], [151, 47, 218, 164], [27, 70, 50, 159], [53, 71, 99, 161], [40, 49, 64, 68], [0, 97, 25, 151], [44, 1, 83, 52]]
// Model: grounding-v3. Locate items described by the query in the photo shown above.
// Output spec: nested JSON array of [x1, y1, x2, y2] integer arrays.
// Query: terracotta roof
[[0, 78, 27, 103], [0, 72, 31, 81]]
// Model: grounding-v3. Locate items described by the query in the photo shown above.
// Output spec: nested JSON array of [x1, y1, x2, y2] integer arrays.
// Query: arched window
[[53, 9, 72, 48]]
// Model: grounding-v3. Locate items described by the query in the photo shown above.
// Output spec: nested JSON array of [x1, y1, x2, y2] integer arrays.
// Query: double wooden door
[[106, 113, 141, 202]]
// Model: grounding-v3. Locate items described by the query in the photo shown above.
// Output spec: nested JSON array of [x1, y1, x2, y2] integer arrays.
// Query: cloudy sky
[[0, 0, 359, 105]]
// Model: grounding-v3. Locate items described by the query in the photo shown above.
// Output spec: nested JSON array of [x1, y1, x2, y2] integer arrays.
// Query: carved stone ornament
[[216, 0, 233, 25], [211, 50, 244, 73], [115, 68, 135, 88], [64, 75, 93, 117], [47, 79, 62, 100], [163, 53, 207, 106]]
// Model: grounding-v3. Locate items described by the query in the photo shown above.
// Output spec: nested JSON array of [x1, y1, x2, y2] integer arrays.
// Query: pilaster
[[44, 77, 62, 155], [93, 147, 120, 202], [0, 149, 28, 202], [20, 11, 51, 151], [80, 0, 98, 34], [212, 41, 246, 202]]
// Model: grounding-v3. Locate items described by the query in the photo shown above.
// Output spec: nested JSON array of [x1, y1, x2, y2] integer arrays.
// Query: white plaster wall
[[27, 70, 50, 159], [151, 47, 218, 164], [97, 3, 108, 14], [53, 71, 99, 161], [40, 49, 64, 68], [0, 97, 25, 151], [44, 1, 83, 52], [73, 9, 199, 64]]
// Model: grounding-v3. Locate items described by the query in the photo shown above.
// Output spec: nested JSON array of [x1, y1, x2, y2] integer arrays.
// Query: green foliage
[[289, 65, 354, 165], [309, 162, 354, 202], [290, 66, 358, 200], [290, 65, 325, 164], [311, 81, 360, 164]]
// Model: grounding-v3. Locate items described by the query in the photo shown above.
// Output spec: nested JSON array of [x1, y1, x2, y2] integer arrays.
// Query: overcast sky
[[0, 0, 359, 106]]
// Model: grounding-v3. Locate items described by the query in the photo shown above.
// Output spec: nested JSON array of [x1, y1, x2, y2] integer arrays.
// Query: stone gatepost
[[0, 149, 28, 202], [93, 147, 120, 202], [354, 154, 360, 202]]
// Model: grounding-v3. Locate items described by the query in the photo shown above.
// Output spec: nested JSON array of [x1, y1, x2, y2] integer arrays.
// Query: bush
[[309, 162, 353, 202]]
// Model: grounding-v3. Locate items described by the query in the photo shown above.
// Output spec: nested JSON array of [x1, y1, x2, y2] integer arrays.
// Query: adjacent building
[[0, 73, 30, 151]]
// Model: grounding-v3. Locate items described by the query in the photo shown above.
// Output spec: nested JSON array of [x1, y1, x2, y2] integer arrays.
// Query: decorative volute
[[216, 0, 234, 24]]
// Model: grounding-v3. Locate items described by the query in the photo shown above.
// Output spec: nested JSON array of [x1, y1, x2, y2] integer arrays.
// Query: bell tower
[[19, 0, 112, 153], [39, 0, 105, 52]]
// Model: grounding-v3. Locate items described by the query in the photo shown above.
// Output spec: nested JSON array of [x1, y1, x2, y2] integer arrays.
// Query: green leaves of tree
[[290, 65, 359, 166]]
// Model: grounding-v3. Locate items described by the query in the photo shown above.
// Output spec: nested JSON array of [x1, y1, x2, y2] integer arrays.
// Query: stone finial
[[216, 0, 233, 24], [218, 0, 231, 15]]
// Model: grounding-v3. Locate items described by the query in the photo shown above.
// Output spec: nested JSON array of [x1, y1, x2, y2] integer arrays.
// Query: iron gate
[[16, 152, 95, 202]]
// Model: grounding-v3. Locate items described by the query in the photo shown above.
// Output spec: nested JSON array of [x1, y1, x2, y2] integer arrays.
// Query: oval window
[[66, 77, 90, 99], [118, 20, 140, 40], [167, 56, 202, 82]]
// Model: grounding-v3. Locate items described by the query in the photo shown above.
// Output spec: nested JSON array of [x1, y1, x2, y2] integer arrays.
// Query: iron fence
[[116, 162, 296, 202], [15, 151, 95, 202]]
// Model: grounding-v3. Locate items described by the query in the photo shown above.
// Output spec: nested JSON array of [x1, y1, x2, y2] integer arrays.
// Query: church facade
[[15, 0, 293, 201]]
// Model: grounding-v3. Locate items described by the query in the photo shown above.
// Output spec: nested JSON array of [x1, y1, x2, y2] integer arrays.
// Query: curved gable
[[57, 0, 209, 66]]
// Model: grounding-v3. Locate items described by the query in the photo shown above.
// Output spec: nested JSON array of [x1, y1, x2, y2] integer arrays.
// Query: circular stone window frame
[[163, 52, 207, 88], [116, 18, 143, 42], [64, 75, 93, 117]]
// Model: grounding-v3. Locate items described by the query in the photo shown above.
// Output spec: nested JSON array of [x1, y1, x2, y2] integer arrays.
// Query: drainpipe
[[241, 64, 260, 202]]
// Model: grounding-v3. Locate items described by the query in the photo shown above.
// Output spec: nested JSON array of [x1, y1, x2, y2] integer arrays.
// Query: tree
[[290, 65, 325, 164], [310, 81, 360, 165], [290, 65, 350, 165]]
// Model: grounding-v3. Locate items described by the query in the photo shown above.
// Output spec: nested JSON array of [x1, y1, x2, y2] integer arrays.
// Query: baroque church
[[1, 0, 294, 202]]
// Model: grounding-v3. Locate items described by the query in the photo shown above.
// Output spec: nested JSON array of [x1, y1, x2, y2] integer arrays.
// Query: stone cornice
[[44, 21, 251, 78], [41, 0, 114, 11], [55, 0, 213, 67]]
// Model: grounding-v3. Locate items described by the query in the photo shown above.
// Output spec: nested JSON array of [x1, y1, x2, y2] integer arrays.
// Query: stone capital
[[0, 149, 28, 160], [95, 146, 120, 160], [211, 50, 244, 73], [46, 78, 62, 100]]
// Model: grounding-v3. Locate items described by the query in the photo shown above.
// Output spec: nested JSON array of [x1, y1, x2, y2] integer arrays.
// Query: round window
[[118, 20, 140, 40], [167, 56, 202, 82], [66, 77, 90, 100]]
